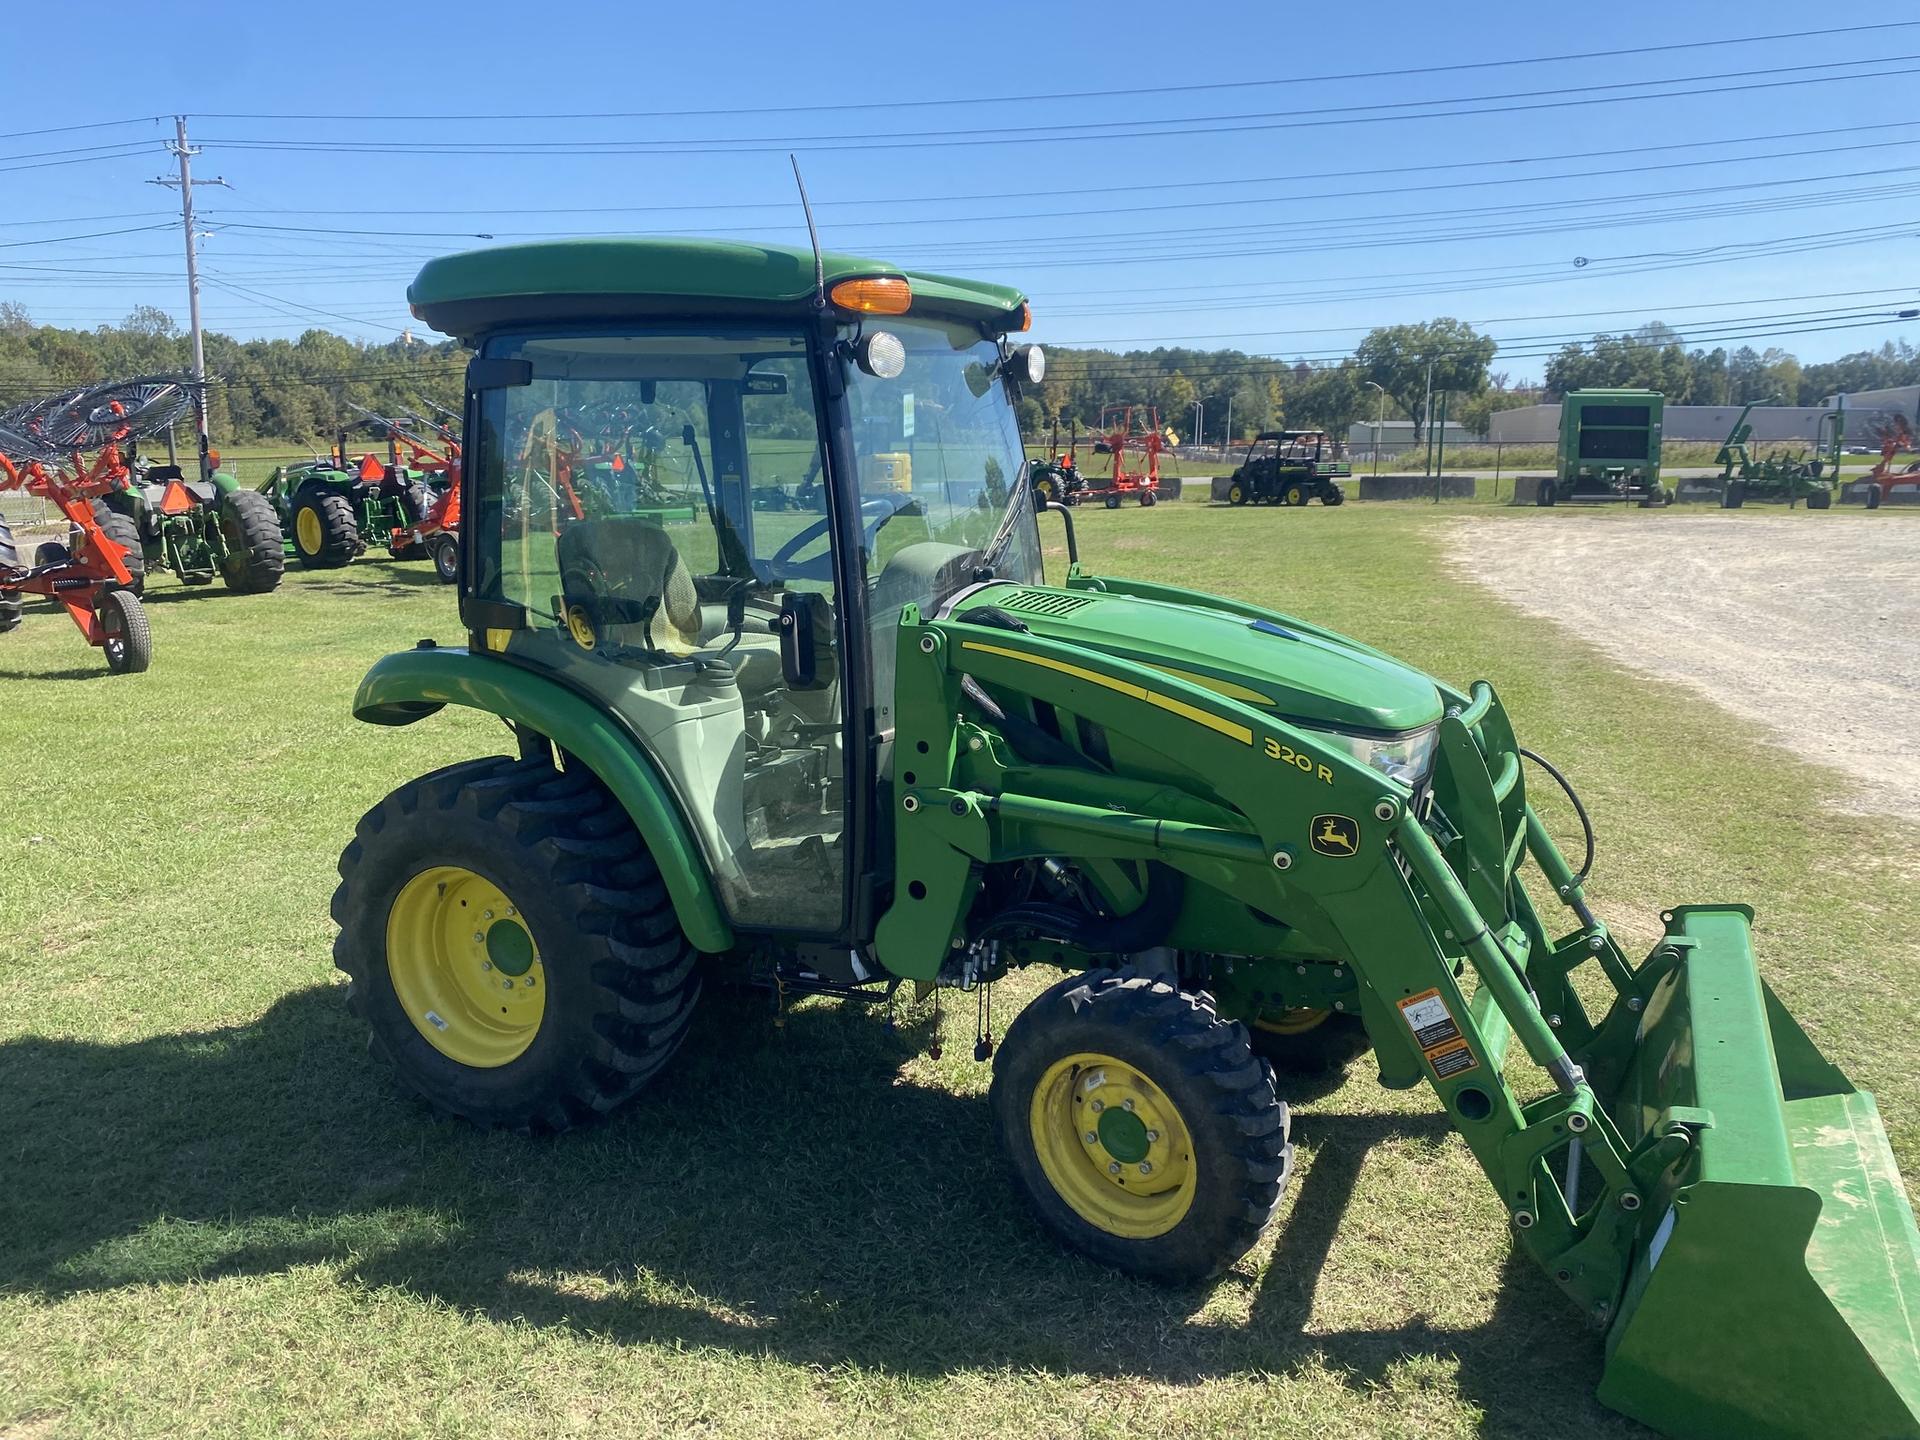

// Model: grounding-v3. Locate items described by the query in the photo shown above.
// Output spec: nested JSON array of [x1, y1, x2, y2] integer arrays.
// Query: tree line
[[4, 301, 1914, 450], [0, 303, 467, 447]]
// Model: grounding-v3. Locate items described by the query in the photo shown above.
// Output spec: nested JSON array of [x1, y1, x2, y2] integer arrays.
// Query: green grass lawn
[[3, 503, 1915, 1438]]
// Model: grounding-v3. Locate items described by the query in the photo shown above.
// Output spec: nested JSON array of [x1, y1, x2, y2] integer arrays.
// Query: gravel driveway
[[1448, 513, 1920, 822]]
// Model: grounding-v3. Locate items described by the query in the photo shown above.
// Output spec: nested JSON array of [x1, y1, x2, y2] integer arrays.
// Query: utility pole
[[149, 116, 229, 480], [1224, 394, 1233, 451], [1365, 380, 1386, 476]]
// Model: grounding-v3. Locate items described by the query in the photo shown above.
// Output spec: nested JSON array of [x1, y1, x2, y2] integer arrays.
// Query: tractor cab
[[410, 239, 1043, 933], [1225, 430, 1349, 507]]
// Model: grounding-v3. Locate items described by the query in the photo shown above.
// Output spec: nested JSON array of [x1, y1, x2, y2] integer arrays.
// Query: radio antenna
[[789, 153, 826, 311]]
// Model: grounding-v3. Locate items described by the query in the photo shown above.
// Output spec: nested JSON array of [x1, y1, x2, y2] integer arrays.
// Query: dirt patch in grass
[[1447, 512, 1920, 822]]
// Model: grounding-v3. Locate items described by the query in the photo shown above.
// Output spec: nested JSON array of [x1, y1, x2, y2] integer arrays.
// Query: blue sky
[[6, 0, 1918, 380]]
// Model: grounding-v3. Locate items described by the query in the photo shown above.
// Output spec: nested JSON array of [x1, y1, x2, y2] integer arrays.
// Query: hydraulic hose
[[1519, 747, 1595, 885]]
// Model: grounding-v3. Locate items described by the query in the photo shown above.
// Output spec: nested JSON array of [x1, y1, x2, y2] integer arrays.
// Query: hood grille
[[995, 589, 1099, 618]]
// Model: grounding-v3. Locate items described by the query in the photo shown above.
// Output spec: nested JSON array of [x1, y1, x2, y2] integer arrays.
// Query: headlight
[[1304, 724, 1438, 787]]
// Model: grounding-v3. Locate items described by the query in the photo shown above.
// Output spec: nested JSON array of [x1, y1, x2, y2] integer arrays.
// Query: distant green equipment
[[1710, 396, 1841, 510], [1535, 389, 1669, 506], [102, 457, 284, 593], [1224, 430, 1350, 507]]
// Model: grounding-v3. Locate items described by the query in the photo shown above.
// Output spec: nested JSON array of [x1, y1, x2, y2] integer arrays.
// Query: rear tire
[[217, 488, 286, 593], [1722, 482, 1745, 510], [97, 588, 151, 674], [1281, 482, 1308, 507], [1322, 485, 1345, 507], [332, 756, 703, 1133], [291, 485, 362, 569], [1806, 488, 1832, 511], [89, 503, 145, 596], [990, 970, 1293, 1284]]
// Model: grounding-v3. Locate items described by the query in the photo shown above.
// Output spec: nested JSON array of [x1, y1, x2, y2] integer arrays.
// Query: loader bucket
[[1595, 905, 1920, 1440]]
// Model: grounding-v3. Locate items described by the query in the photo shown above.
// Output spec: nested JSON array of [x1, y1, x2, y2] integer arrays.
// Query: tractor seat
[[556, 517, 703, 655]]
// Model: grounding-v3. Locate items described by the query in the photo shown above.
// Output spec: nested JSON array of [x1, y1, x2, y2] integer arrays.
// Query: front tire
[[990, 970, 1293, 1284], [217, 489, 286, 593], [1247, 1008, 1371, 1074], [97, 588, 151, 674], [332, 756, 702, 1133], [1281, 482, 1308, 507], [430, 532, 460, 584], [1227, 480, 1247, 506]]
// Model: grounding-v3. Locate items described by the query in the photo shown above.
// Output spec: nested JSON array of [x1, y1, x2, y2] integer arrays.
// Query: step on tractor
[[1089, 403, 1162, 507], [1028, 418, 1088, 506], [68, 376, 286, 594], [331, 237, 1920, 1440], [1533, 389, 1672, 507], [0, 391, 153, 673], [259, 423, 456, 576], [1710, 396, 1842, 510], [1224, 430, 1350, 507]]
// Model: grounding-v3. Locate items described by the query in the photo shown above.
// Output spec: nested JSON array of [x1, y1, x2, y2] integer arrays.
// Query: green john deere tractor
[[258, 440, 447, 571], [331, 237, 1920, 1440], [100, 457, 284, 593]]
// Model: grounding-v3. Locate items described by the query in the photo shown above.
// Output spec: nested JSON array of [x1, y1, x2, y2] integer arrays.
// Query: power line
[[0, 116, 163, 142], [192, 21, 1919, 123], [196, 56, 1920, 157]]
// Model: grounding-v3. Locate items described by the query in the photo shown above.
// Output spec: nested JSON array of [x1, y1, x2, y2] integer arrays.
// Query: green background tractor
[[100, 459, 283, 593], [259, 442, 449, 572], [1711, 395, 1843, 509], [329, 237, 1920, 1440]]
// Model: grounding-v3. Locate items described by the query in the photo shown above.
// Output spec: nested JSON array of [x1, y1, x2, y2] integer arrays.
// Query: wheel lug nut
[[472, 932, 484, 944], [1090, 1099, 1104, 1113], [1107, 1162, 1121, 1176], [482, 960, 493, 971], [1138, 1162, 1153, 1176], [1146, 1130, 1159, 1142], [483, 910, 494, 920], [1084, 1131, 1098, 1144], [523, 977, 535, 988], [1121, 1099, 1134, 1113]]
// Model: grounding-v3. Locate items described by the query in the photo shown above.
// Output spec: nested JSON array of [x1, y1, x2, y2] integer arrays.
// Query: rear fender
[[353, 647, 734, 954]]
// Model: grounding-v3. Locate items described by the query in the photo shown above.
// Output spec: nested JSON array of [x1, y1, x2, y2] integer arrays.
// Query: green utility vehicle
[[100, 459, 284, 592], [332, 238, 1920, 1440], [1535, 389, 1670, 506], [1223, 430, 1349, 506], [1710, 396, 1841, 509]]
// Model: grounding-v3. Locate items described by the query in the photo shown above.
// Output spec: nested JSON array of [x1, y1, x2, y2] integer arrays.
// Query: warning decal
[[1398, 988, 1479, 1077]]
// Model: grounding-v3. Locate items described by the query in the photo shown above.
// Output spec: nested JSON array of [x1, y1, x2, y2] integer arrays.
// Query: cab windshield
[[843, 314, 1043, 727]]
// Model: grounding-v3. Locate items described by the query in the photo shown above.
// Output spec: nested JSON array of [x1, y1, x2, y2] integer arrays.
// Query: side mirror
[[682, 422, 697, 447], [467, 357, 532, 390], [640, 379, 657, 405], [778, 591, 827, 689]]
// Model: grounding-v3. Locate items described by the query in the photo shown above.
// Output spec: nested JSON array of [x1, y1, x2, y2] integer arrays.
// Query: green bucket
[[1594, 906, 1920, 1440]]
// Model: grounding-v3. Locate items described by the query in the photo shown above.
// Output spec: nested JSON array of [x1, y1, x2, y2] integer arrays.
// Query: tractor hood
[[950, 584, 1443, 734]]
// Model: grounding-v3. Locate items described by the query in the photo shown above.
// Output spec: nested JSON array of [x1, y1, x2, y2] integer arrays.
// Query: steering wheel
[[768, 493, 916, 580]]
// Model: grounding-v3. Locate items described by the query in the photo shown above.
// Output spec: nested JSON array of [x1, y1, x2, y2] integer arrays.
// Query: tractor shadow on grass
[[0, 984, 1632, 1437], [0, 665, 111, 681]]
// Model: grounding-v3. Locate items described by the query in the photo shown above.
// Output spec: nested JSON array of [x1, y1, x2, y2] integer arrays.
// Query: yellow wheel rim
[[1254, 1007, 1331, 1037], [295, 506, 323, 555], [1028, 1050, 1197, 1239], [1228, 483, 1243, 504], [1037, 478, 1055, 501], [386, 865, 545, 1067], [565, 604, 596, 649]]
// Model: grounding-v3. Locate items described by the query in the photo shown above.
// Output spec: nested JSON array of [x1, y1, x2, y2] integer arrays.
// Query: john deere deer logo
[[1310, 814, 1359, 857]]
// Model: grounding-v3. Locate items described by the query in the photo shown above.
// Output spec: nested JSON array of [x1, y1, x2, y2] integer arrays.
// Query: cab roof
[[407, 237, 1029, 341]]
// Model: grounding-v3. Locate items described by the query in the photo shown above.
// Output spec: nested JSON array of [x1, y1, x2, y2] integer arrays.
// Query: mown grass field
[[2, 501, 1916, 1439]]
